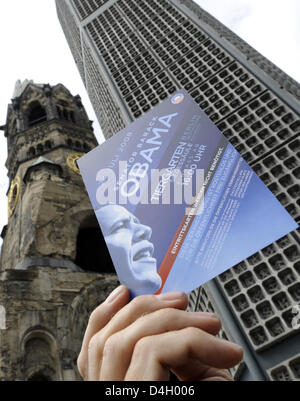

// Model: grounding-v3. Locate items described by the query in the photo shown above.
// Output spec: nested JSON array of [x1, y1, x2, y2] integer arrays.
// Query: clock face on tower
[[8, 176, 21, 217], [66, 153, 85, 176]]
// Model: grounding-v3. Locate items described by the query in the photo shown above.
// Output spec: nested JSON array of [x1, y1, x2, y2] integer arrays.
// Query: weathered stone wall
[[0, 267, 118, 381], [1, 159, 93, 269]]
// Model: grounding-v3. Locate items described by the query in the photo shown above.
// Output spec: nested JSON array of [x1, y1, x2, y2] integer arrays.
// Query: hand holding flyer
[[78, 90, 298, 298]]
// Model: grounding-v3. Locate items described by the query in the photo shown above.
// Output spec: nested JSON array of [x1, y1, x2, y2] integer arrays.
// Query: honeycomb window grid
[[93, 8, 141, 40], [110, 50, 165, 97], [268, 354, 300, 381], [167, 39, 234, 92], [96, 0, 237, 96], [86, 13, 148, 76], [216, 91, 300, 165], [254, 262, 271, 280], [190, 61, 267, 124], [117, 0, 204, 55], [117, 0, 170, 39], [117, 0, 176, 38], [241, 309, 259, 328], [256, 300, 275, 320], [124, 72, 177, 119], [118, 0, 167, 18], [137, 23, 165, 47], [108, 36, 147, 73], [83, 43, 126, 135], [93, 11, 134, 45], [143, 22, 209, 70], [72, 0, 111, 20], [58, 1, 85, 84], [252, 140, 300, 223], [289, 356, 300, 379], [217, 232, 300, 349]]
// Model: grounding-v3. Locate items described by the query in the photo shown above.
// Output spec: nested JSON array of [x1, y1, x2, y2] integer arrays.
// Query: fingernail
[[223, 340, 243, 353], [156, 291, 185, 301], [195, 312, 220, 320], [105, 285, 124, 304], [233, 343, 243, 353]]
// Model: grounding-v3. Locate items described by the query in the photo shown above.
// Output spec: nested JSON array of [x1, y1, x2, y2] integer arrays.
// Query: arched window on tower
[[21, 332, 59, 381], [56, 106, 62, 119], [11, 118, 17, 135], [63, 109, 69, 120], [45, 140, 52, 150], [70, 111, 75, 123], [27, 373, 50, 381], [28, 101, 47, 127], [56, 104, 75, 123], [75, 214, 115, 274], [28, 147, 36, 157], [37, 143, 44, 154]]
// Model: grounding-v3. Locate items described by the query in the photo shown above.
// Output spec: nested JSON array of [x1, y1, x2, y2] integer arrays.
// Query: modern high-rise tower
[[56, 0, 300, 381]]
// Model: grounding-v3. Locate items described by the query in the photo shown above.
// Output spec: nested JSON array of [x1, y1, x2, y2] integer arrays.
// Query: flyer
[[77, 89, 298, 298]]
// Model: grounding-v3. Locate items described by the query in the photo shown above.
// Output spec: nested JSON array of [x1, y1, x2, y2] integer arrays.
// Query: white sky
[[0, 0, 299, 248]]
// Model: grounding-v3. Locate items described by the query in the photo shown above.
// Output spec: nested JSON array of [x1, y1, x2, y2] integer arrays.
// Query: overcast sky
[[0, 0, 299, 248]]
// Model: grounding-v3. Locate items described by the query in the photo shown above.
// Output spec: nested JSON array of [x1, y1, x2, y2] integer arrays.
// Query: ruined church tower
[[0, 81, 118, 380]]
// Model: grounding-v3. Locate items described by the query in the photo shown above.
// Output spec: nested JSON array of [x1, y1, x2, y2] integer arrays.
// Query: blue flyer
[[77, 89, 298, 298]]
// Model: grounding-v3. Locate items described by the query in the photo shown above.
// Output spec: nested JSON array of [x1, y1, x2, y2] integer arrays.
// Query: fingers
[[86, 291, 188, 380], [171, 360, 235, 381], [78, 287, 242, 382], [125, 327, 243, 381], [99, 309, 221, 380], [77, 285, 130, 379], [200, 368, 234, 381]]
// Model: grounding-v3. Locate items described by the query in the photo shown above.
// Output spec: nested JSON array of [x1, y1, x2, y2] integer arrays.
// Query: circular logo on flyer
[[171, 93, 184, 104]]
